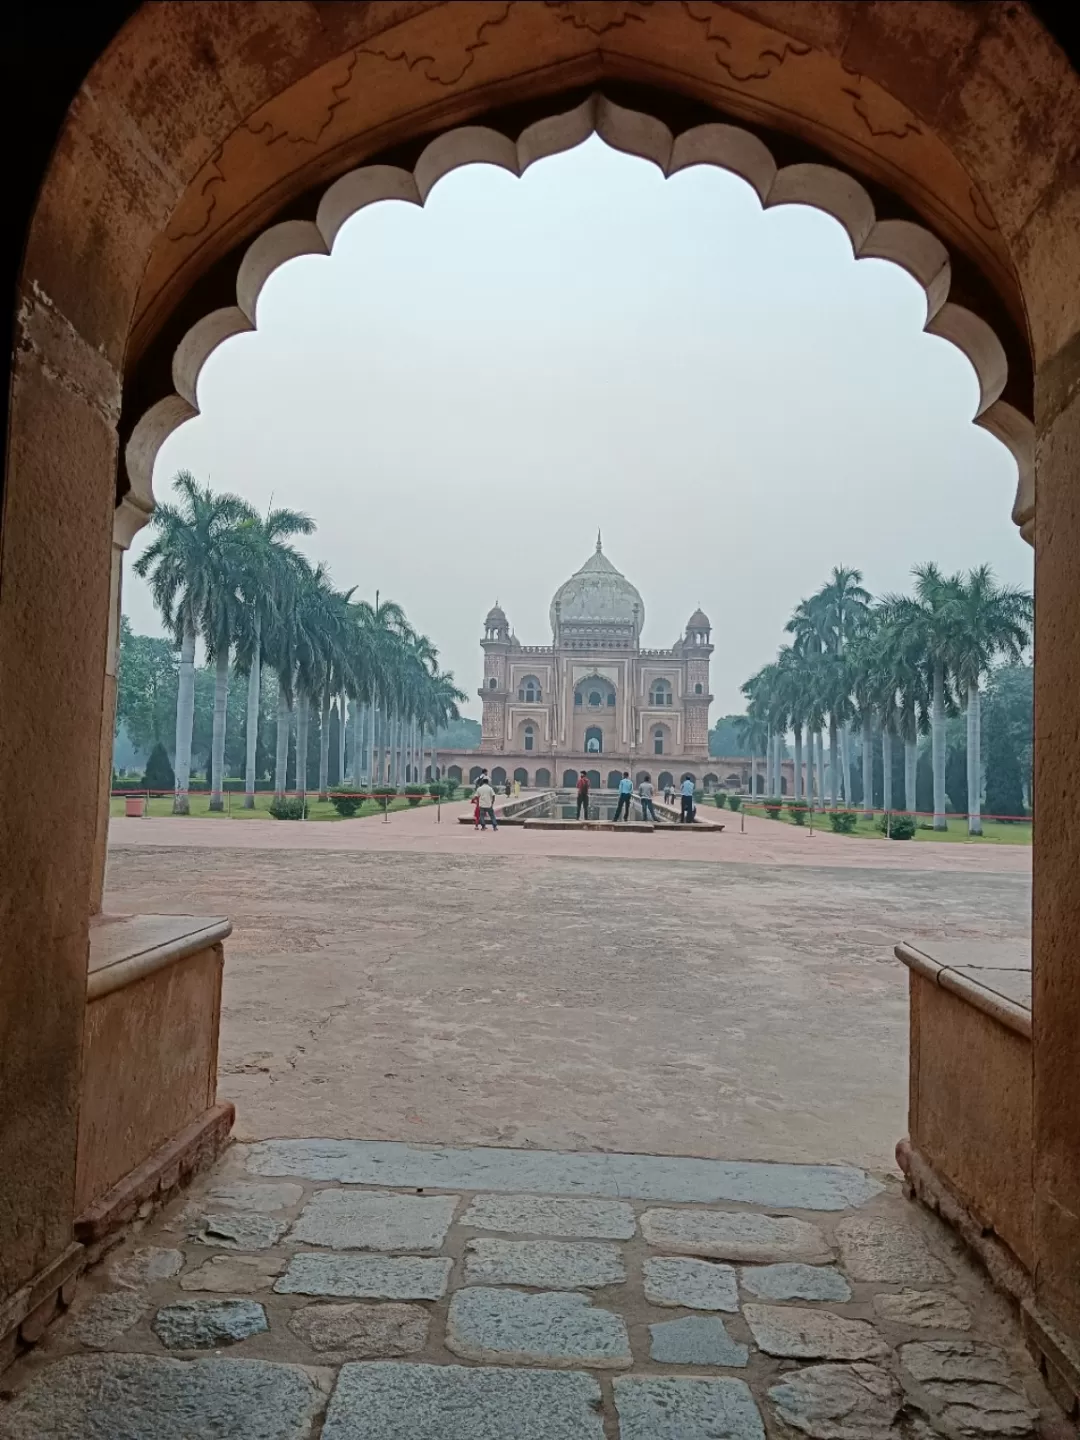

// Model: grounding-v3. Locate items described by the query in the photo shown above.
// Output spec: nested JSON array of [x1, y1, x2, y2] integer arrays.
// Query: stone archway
[[3, 0, 1079, 1379]]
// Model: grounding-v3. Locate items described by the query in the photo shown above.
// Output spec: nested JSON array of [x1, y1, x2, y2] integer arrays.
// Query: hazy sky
[[129, 135, 1031, 719]]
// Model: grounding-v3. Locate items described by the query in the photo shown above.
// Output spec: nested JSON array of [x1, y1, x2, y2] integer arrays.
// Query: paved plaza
[[2, 1140, 1062, 1438], [0, 806, 1049, 1437], [106, 803, 1030, 1171]]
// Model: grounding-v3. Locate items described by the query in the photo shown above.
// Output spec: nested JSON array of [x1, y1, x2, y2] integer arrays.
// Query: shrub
[[880, 811, 917, 840], [787, 800, 808, 826], [329, 786, 365, 818], [713, 793, 727, 809], [727, 794, 742, 812], [829, 808, 858, 834], [763, 796, 783, 819], [404, 783, 426, 806], [269, 796, 305, 820], [143, 741, 175, 791]]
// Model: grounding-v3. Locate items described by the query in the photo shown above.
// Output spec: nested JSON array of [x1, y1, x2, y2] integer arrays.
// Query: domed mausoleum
[[437, 537, 795, 795]]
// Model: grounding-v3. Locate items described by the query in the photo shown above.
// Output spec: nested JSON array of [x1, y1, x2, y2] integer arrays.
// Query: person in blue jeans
[[614, 770, 633, 821], [679, 775, 696, 823], [638, 773, 657, 822]]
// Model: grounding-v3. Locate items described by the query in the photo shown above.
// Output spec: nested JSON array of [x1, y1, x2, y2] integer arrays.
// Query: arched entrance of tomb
[[4, 0, 1080, 1377], [535, 768, 551, 789], [562, 769, 579, 788], [607, 771, 623, 790], [658, 772, 675, 792], [448, 766, 462, 784], [513, 767, 529, 787], [491, 767, 507, 787]]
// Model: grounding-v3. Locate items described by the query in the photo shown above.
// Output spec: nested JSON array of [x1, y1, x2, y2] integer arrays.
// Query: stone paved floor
[[1, 1141, 1063, 1439]]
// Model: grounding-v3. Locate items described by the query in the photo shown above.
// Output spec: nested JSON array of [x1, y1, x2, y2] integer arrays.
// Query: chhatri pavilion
[[439, 537, 792, 793]]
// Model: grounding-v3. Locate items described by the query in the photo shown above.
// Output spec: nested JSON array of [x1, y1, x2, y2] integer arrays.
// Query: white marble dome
[[550, 537, 645, 634]]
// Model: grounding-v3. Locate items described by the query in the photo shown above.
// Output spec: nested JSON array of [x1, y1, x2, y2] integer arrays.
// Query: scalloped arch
[[126, 93, 1033, 541]]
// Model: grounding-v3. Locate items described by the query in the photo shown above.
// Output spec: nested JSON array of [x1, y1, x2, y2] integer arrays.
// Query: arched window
[[606, 692, 615, 707], [585, 726, 603, 754], [694, 682, 703, 694], [574, 691, 582, 706], [650, 679, 673, 706], [518, 675, 541, 702], [488, 677, 497, 690], [588, 689, 602, 708], [574, 676, 616, 711], [524, 725, 535, 752], [653, 727, 665, 756]]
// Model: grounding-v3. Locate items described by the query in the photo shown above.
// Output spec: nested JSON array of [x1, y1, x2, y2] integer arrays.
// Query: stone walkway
[[109, 800, 1031, 875], [1, 1141, 1062, 1438]]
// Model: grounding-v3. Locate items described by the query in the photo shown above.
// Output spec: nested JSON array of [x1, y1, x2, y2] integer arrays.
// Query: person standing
[[639, 773, 657, 822], [576, 770, 590, 820], [475, 775, 498, 831], [614, 770, 633, 821], [679, 775, 696, 823]]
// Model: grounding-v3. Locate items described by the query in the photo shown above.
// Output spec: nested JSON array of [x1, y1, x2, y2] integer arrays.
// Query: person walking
[[639, 773, 657, 822], [663, 780, 673, 806], [474, 774, 498, 831], [576, 770, 590, 820], [614, 770, 633, 821], [679, 775, 696, 823]]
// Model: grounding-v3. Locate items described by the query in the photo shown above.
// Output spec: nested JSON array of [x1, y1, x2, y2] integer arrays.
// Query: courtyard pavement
[[1, 805, 1047, 1435]]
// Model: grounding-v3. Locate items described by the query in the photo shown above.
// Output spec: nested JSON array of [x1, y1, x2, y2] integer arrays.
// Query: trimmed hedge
[[829, 808, 858, 833], [269, 797, 305, 820], [727, 794, 742, 812]]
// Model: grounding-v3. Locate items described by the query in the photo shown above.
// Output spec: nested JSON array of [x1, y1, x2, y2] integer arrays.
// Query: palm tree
[[133, 471, 253, 813], [878, 599, 930, 814], [848, 615, 885, 819], [233, 507, 314, 808], [950, 566, 1032, 834]]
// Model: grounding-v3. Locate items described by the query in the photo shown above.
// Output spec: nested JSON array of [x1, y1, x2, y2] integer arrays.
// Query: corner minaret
[[681, 607, 713, 758], [480, 603, 511, 750]]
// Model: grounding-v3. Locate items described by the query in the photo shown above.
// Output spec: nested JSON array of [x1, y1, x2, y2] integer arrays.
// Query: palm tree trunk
[[367, 698, 377, 784], [337, 690, 347, 789], [274, 687, 290, 796], [968, 680, 983, 835], [774, 733, 783, 796], [828, 716, 839, 806], [209, 645, 230, 811], [932, 662, 947, 829], [318, 685, 331, 799], [840, 724, 851, 805], [244, 617, 260, 809], [861, 713, 873, 819], [815, 731, 825, 807], [296, 693, 309, 799], [882, 727, 893, 813], [904, 737, 917, 813], [173, 618, 197, 814], [765, 726, 773, 795], [749, 752, 757, 797], [793, 725, 803, 802], [350, 698, 362, 784]]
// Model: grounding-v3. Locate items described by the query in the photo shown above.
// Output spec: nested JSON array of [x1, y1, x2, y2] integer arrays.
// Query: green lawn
[[110, 792, 443, 822], [719, 802, 1032, 845]]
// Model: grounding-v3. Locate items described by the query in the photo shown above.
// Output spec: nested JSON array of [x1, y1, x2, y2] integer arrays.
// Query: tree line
[[739, 563, 1033, 833], [129, 471, 464, 812]]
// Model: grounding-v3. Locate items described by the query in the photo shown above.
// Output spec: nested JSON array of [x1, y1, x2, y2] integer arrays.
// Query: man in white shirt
[[679, 776, 696, 824], [474, 777, 498, 831]]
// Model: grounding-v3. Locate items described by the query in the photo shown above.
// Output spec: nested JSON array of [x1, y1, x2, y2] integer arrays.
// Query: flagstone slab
[[899, 1341, 1040, 1437], [873, 1288, 972, 1330], [641, 1208, 831, 1263], [464, 1239, 625, 1289], [153, 1298, 269, 1349], [740, 1264, 852, 1302], [768, 1363, 903, 1439], [446, 1287, 632, 1368], [288, 1302, 429, 1360], [643, 1256, 739, 1311], [195, 1213, 289, 1250], [275, 1253, 453, 1300], [206, 1181, 304, 1213], [0, 1355, 325, 1440], [106, 1245, 185, 1289], [461, 1194, 636, 1239], [649, 1315, 749, 1366], [835, 1216, 952, 1284], [288, 1189, 458, 1252], [321, 1362, 605, 1440], [68, 1290, 150, 1348], [180, 1254, 287, 1293], [614, 1376, 765, 1440], [744, 1304, 890, 1361], [245, 1140, 882, 1211]]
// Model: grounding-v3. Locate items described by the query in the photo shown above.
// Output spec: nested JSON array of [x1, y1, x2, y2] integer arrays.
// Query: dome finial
[[596, 529, 602, 554]]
